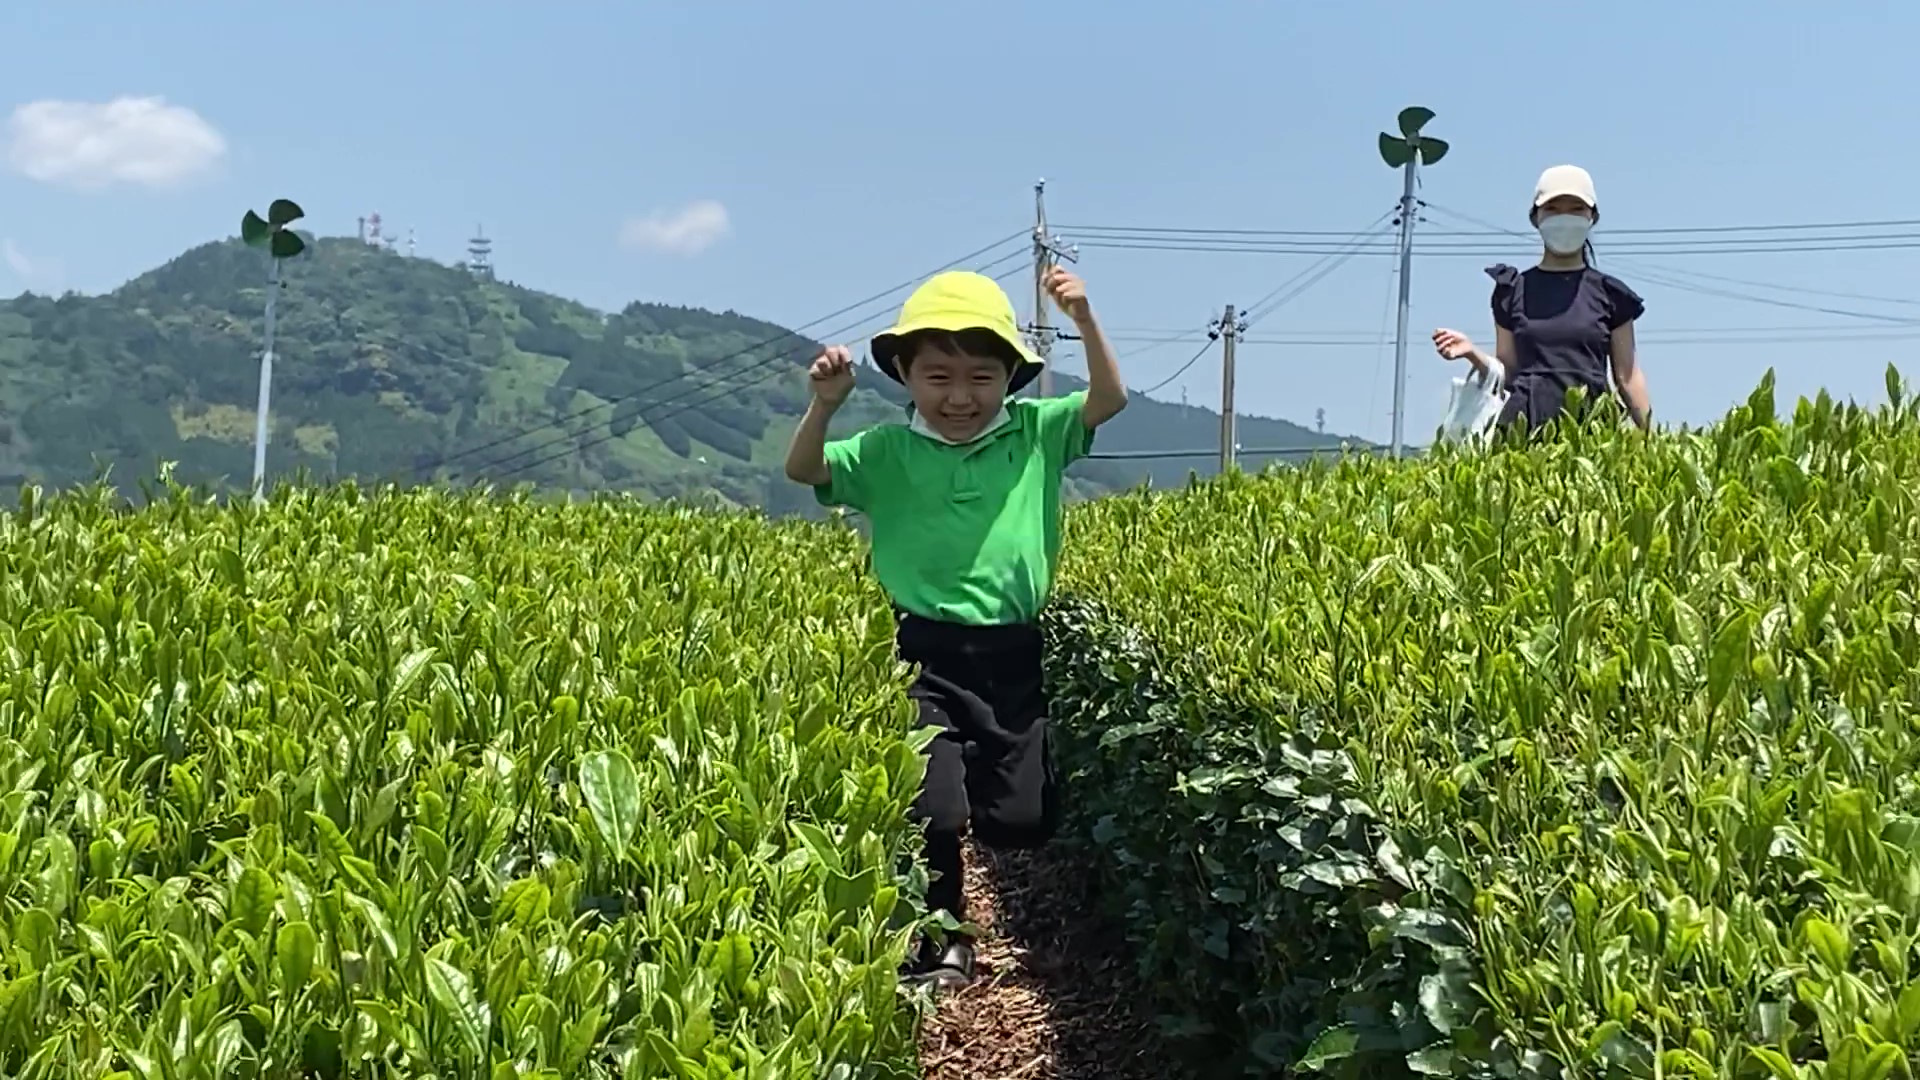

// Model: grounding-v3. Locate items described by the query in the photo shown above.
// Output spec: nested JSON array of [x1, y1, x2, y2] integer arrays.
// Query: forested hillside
[[0, 236, 1363, 509]]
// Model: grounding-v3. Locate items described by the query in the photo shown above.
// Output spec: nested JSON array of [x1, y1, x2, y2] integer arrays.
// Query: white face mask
[[1537, 213, 1592, 256], [909, 404, 1011, 445]]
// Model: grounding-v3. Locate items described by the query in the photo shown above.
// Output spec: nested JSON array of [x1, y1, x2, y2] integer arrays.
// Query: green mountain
[[0, 235, 1366, 510]]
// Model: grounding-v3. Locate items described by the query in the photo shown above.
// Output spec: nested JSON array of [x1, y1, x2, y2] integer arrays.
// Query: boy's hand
[[808, 345, 855, 405], [1044, 266, 1093, 323]]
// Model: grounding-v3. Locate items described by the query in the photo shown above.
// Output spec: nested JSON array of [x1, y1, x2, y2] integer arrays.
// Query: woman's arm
[[1609, 322, 1652, 429], [1459, 327, 1515, 382]]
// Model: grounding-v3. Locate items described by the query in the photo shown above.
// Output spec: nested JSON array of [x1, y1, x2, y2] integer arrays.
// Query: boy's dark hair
[[894, 328, 1022, 378]]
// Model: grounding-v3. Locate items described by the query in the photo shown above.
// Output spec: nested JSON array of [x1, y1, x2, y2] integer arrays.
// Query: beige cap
[[1534, 164, 1596, 209]]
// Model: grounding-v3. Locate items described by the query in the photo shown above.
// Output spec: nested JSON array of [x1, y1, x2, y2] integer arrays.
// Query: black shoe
[[903, 935, 975, 992]]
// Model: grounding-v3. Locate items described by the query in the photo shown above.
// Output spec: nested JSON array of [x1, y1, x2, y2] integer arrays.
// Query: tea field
[[0, 481, 932, 1078], [1045, 371, 1920, 1078], [2, 370, 1918, 1079]]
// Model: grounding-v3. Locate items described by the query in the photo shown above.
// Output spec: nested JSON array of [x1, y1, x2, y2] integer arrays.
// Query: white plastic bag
[[1439, 358, 1507, 445]]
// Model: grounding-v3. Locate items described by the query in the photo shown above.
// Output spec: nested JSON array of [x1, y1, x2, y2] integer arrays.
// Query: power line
[[1076, 228, 1920, 248], [1119, 214, 1399, 404], [1113, 328, 1920, 343], [1107, 322, 1920, 343], [1072, 236, 1920, 257], [1417, 202, 1920, 325], [1058, 216, 1920, 238], [1137, 337, 1217, 396], [1241, 210, 1398, 325], [476, 262, 1033, 486], [1627, 264, 1920, 309], [450, 244, 1029, 483], [1107, 321, 1920, 338], [1086, 445, 1361, 462], [432, 233, 1028, 483], [510, 245, 1027, 443], [1080, 230, 1920, 250], [1626, 264, 1916, 324]]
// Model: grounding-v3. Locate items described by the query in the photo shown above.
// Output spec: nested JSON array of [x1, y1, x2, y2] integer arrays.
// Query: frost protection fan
[[240, 198, 306, 504]]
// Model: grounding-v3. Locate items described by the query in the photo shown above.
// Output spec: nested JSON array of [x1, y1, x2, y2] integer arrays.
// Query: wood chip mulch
[[915, 840, 1185, 1080]]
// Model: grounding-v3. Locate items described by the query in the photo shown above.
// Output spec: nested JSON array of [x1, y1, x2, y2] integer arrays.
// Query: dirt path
[[916, 840, 1181, 1080]]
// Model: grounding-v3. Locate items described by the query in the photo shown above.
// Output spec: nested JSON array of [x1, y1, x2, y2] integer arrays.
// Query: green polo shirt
[[814, 390, 1095, 626]]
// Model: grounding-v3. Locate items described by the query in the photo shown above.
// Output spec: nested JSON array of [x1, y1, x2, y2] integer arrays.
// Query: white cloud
[[5, 96, 226, 191], [1, 239, 31, 278], [618, 200, 731, 255], [0, 238, 61, 290]]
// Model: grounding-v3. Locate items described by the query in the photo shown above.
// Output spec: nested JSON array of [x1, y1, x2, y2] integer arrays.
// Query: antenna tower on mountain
[[468, 225, 494, 279]]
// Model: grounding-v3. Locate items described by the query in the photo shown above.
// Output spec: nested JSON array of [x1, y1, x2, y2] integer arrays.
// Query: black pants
[[895, 610, 1060, 927]]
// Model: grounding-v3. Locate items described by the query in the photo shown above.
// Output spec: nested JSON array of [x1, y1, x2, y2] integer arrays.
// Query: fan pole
[[251, 257, 280, 506], [1390, 155, 1418, 460]]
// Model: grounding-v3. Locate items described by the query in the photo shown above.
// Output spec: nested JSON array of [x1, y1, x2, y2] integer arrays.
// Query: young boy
[[783, 266, 1128, 990]]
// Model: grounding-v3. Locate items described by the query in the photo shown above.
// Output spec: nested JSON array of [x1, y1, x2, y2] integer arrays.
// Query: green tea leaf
[[277, 920, 317, 988], [228, 866, 278, 937], [1298, 1023, 1359, 1070], [711, 931, 754, 994], [424, 957, 487, 1061], [579, 748, 642, 859]]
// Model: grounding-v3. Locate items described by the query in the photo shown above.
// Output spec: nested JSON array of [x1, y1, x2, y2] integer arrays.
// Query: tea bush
[[0, 481, 926, 1078], [1048, 371, 1920, 1078]]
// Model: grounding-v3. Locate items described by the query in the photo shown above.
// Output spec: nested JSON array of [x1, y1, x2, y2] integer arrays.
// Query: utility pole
[[1026, 179, 1077, 397], [1213, 304, 1246, 473], [1376, 107, 1449, 458]]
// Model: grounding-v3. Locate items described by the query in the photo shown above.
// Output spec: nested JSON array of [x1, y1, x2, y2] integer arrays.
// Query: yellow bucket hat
[[869, 271, 1045, 393]]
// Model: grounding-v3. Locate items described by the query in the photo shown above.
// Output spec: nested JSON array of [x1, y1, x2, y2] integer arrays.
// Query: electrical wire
[[1418, 202, 1920, 325], [1077, 229, 1920, 249], [1073, 236, 1920, 257], [504, 245, 1028, 448], [476, 262, 1033, 485], [1112, 211, 1399, 401], [1241, 210, 1398, 326], [1106, 321, 1920, 340], [1107, 330, 1920, 347], [450, 244, 1029, 483], [1086, 445, 1358, 462], [1058, 216, 1920, 238], [434, 234, 1028, 484], [1608, 264, 1920, 309], [1136, 337, 1217, 396]]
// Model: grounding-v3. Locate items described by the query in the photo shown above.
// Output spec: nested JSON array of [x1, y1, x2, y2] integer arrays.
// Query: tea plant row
[[1045, 370, 1920, 1078]]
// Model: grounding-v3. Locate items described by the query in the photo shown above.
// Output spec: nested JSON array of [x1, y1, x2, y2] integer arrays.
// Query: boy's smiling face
[[901, 333, 1013, 442]]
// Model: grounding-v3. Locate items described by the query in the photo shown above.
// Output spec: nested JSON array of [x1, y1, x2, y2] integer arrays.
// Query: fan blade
[[241, 211, 271, 247], [269, 231, 307, 259], [1378, 133, 1415, 168], [267, 199, 305, 226], [1397, 106, 1435, 138], [1417, 136, 1450, 165]]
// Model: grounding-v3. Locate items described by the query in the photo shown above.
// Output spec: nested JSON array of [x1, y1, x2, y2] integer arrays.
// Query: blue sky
[[3, 0, 1916, 445]]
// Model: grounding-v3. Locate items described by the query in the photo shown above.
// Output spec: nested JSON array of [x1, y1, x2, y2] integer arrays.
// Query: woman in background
[[1432, 164, 1653, 436]]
